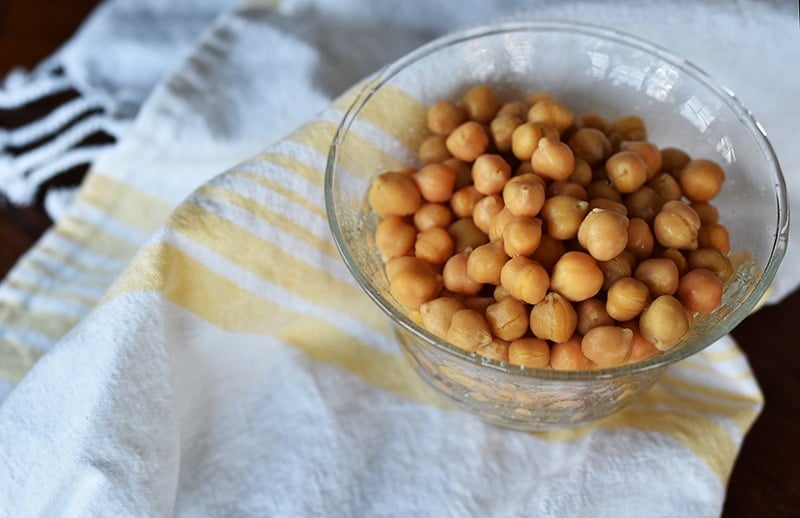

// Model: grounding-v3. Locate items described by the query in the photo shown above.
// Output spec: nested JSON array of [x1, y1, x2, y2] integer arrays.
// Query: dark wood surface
[[0, 1, 798, 515]]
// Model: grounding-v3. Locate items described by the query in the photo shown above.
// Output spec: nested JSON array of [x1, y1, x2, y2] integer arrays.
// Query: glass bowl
[[325, 21, 788, 430]]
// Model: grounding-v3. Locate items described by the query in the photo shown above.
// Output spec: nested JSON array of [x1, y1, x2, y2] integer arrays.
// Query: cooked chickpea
[[530, 234, 566, 272], [550, 336, 593, 370], [450, 185, 485, 218], [472, 194, 504, 234], [635, 258, 679, 296], [415, 227, 454, 264], [503, 174, 546, 217], [548, 181, 588, 201], [653, 200, 701, 249], [368, 171, 422, 217], [527, 100, 574, 132], [389, 259, 442, 310], [466, 240, 507, 284], [497, 101, 528, 118], [531, 137, 575, 181], [588, 198, 627, 215], [472, 154, 512, 195], [690, 202, 720, 225], [448, 218, 489, 253], [446, 309, 492, 351], [686, 247, 733, 282], [427, 100, 467, 135], [503, 216, 543, 257], [579, 113, 608, 132], [529, 292, 577, 343], [508, 338, 550, 368], [541, 195, 589, 240], [587, 181, 622, 202], [462, 84, 500, 123], [648, 173, 682, 202], [511, 122, 545, 160], [679, 159, 725, 202], [661, 248, 688, 275], [598, 250, 635, 291], [605, 151, 648, 193], [568, 128, 611, 166], [581, 326, 633, 368], [463, 296, 495, 314], [414, 203, 453, 231], [576, 298, 614, 336], [493, 284, 512, 301], [524, 91, 554, 105], [477, 338, 511, 362], [550, 251, 604, 302], [413, 163, 457, 203], [500, 256, 550, 304], [386, 256, 426, 282], [445, 121, 489, 162], [578, 208, 630, 261], [443, 252, 482, 295], [418, 135, 452, 163], [490, 114, 523, 152], [606, 277, 650, 321], [660, 147, 691, 174], [376, 216, 416, 261], [619, 321, 659, 363], [569, 157, 593, 186], [626, 217, 654, 261], [485, 207, 512, 241], [698, 223, 731, 254], [620, 140, 662, 179], [678, 268, 724, 313], [639, 294, 689, 351], [486, 297, 530, 341], [420, 297, 464, 338], [443, 158, 472, 189], [608, 115, 646, 144], [515, 160, 534, 176], [624, 185, 662, 222]]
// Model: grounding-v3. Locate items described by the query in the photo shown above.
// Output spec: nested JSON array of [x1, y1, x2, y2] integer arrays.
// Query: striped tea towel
[[0, 1, 798, 516]]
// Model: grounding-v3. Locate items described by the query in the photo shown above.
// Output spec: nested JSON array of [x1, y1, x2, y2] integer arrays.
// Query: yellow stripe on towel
[[77, 173, 173, 234], [0, 337, 45, 384]]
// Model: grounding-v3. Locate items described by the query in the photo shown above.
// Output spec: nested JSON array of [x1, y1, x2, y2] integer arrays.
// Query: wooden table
[[1, 1, 797, 515]]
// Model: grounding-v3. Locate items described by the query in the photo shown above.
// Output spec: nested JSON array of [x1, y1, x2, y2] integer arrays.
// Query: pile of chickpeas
[[368, 84, 733, 370]]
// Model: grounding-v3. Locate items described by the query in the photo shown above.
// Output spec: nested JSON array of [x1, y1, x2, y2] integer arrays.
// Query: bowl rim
[[325, 19, 789, 381]]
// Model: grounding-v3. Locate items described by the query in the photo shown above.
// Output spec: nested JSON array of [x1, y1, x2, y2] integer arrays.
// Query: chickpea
[[639, 295, 689, 351], [541, 195, 589, 240], [503, 174, 546, 217], [690, 202, 720, 225], [660, 147, 691, 174], [698, 223, 731, 254], [550, 336, 593, 370], [624, 185, 662, 223], [608, 115, 647, 144], [568, 128, 612, 166], [550, 251, 604, 302], [462, 84, 500, 123], [389, 259, 442, 310], [503, 216, 543, 257], [414, 203, 453, 231], [466, 240, 507, 284], [386, 256, 427, 282], [579, 113, 608, 132], [415, 227, 454, 265], [588, 198, 627, 215], [376, 216, 416, 261], [488, 207, 515, 241], [576, 298, 614, 336], [472, 194, 504, 234], [648, 173, 682, 202], [530, 234, 566, 272], [443, 252, 483, 295], [620, 321, 659, 363], [508, 338, 550, 368], [500, 256, 550, 304], [511, 122, 545, 160], [490, 114, 523, 152], [626, 217, 654, 261], [531, 137, 575, 181], [548, 181, 588, 201], [446, 309, 492, 351], [605, 151, 648, 193], [529, 292, 578, 343], [427, 100, 467, 135], [472, 154, 512, 195], [524, 91, 554, 106], [620, 141, 662, 179], [418, 135, 452, 163], [679, 159, 725, 202], [678, 268, 724, 313], [527, 100, 574, 132], [368, 171, 422, 217], [634, 258, 679, 296], [451, 185, 485, 218], [477, 338, 511, 362], [493, 284, 512, 301], [448, 218, 489, 253], [569, 157, 593, 186], [661, 248, 688, 275], [413, 163, 457, 203], [598, 250, 635, 291], [578, 208, 630, 261], [443, 158, 473, 190], [606, 277, 650, 321], [653, 200, 701, 250], [515, 160, 534, 177], [686, 248, 733, 282], [497, 101, 528, 118], [445, 121, 489, 162], [587, 181, 622, 202], [486, 296, 530, 341], [463, 296, 495, 314], [581, 326, 633, 368], [420, 297, 464, 338]]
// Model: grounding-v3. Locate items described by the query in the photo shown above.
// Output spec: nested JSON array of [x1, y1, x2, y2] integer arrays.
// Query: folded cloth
[[0, 0, 798, 516]]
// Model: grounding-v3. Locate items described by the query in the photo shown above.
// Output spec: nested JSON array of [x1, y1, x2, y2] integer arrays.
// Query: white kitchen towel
[[0, 1, 798, 516]]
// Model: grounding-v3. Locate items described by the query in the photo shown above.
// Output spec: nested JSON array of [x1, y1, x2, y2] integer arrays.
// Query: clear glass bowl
[[325, 21, 788, 430]]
